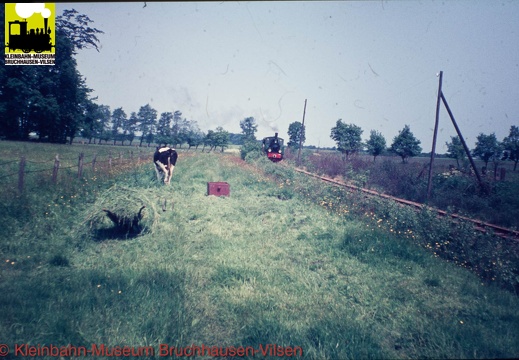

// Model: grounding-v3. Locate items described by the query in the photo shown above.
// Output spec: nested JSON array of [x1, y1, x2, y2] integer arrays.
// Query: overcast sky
[[60, 1, 519, 151]]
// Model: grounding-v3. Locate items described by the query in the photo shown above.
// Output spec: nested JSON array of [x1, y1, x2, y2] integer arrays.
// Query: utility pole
[[427, 71, 443, 200], [440, 93, 484, 187], [426, 71, 485, 200], [297, 99, 307, 166]]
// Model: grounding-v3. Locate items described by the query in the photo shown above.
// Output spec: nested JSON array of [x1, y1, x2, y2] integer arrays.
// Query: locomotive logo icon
[[4, 3, 55, 55]]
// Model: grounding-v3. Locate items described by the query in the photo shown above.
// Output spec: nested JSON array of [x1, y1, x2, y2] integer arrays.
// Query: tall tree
[[472, 132, 500, 168], [240, 117, 258, 142], [330, 120, 363, 160], [187, 129, 205, 150], [502, 125, 519, 171], [95, 105, 112, 144], [184, 120, 203, 149], [213, 126, 230, 152], [137, 104, 157, 147], [176, 117, 192, 148], [287, 121, 306, 149], [123, 112, 139, 146], [389, 125, 422, 163], [446, 136, 466, 169], [56, 9, 104, 54], [0, 66, 41, 140], [111, 107, 127, 145], [204, 130, 216, 152], [81, 102, 109, 144], [171, 111, 183, 140], [366, 130, 386, 162], [156, 112, 173, 146], [52, 8, 103, 143]]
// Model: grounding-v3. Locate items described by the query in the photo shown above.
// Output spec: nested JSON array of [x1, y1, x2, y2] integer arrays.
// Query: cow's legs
[[155, 161, 169, 184], [165, 165, 175, 185], [154, 165, 162, 182]]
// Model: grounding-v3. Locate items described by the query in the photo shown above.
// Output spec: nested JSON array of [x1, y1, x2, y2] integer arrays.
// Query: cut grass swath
[[78, 184, 161, 240]]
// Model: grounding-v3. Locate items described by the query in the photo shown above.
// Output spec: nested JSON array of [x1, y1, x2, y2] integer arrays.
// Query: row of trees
[[0, 8, 233, 153], [447, 126, 519, 171], [83, 104, 195, 147], [81, 101, 244, 152], [327, 119, 519, 171], [329, 120, 421, 163]]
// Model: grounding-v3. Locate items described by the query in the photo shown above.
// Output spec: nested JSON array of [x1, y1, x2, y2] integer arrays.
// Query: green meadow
[[0, 141, 518, 359]]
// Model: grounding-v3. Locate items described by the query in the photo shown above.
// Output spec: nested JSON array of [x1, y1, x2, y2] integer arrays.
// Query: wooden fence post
[[52, 154, 60, 184], [92, 154, 97, 172], [427, 71, 443, 200], [18, 156, 26, 193], [109, 153, 112, 170], [78, 152, 84, 179]]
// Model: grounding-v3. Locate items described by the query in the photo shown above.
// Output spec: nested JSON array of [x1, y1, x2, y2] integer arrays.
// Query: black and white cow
[[153, 146, 178, 185]]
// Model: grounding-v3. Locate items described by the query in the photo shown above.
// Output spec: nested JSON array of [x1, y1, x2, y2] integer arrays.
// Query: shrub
[[240, 141, 263, 161]]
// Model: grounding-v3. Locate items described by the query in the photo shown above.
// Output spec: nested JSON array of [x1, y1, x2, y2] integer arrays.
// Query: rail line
[[291, 167, 519, 242]]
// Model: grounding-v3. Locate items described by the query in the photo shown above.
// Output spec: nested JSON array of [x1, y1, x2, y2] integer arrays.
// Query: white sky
[[62, 1, 519, 151]]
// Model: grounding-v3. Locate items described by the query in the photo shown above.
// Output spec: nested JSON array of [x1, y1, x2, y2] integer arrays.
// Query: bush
[[367, 160, 428, 202], [240, 141, 263, 161]]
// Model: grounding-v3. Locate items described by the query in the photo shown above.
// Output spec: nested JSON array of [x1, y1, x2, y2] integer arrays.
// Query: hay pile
[[80, 185, 161, 239]]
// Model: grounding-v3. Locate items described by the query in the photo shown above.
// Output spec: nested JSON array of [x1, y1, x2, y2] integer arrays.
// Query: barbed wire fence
[[0, 148, 156, 194]]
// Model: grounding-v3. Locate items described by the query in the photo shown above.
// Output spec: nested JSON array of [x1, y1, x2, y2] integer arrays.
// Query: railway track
[[291, 167, 519, 242]]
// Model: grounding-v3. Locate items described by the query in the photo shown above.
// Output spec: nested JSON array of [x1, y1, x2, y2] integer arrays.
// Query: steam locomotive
[[6, 18, 53, 53], [262, 133, 284, 162]]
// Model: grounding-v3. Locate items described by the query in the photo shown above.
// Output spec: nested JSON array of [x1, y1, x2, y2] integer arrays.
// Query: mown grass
[[262, 151, 519, 293], [0, 142, 518, 359]]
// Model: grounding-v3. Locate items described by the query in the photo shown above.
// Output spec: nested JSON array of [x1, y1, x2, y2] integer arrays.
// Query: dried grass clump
[[80, 185, 161, 239]]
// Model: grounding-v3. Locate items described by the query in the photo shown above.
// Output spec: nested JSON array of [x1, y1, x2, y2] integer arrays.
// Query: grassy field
[[0, 141, 518, 359]]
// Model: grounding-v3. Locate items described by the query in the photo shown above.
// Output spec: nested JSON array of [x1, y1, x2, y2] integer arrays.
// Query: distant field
[[297, 148, 518, 174], [0, 141, 518, 359]]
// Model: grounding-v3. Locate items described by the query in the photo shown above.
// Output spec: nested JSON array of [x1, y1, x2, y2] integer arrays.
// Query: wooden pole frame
[[426, 71, 484, 199], [77, 152, 84, 179], [440, 92, 483, 187], [297, 99, 307, 165], [427, 71, 443, 200]]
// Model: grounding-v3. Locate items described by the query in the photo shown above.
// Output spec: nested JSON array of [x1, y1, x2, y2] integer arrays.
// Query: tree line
[[328, 120, 422, 163], [0, 8, 232, 152], [327, 119, 519, 171], [447, 127, 519, 171]]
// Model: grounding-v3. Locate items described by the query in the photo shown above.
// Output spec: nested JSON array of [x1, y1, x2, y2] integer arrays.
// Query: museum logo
[[4, 3, 55, 65]]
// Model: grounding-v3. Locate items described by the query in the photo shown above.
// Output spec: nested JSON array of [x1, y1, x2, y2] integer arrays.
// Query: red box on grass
[[207, 182, 230, 196]]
